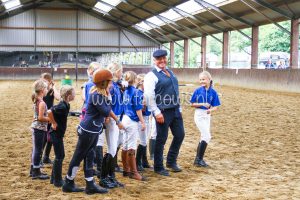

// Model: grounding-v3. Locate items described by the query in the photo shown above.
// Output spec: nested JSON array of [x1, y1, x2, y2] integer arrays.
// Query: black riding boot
[[136, 144, 144, 171], [85, 179, 108, 195], [142, 145, 151, 168], [149, 139, 156, 160], [195, 141, 208, 167], [62, 177, 85, 193], [194, 143, 201, 165], [99, 153, 116, 189], [95, 146, 103, 178], [53, 159, 65, 187], [109, 154, 124, 188]]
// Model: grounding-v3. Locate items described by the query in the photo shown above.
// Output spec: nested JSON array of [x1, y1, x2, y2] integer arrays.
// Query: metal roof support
[[155, 15, 202, 47], [251, 26, 259, 69], [143, 21, 184, 48], [194, 0, 253, 26], [120, 29, 138, 52], [172, 7, 222, 43], [0, 0, 51, 19], [98, 0, 189, 42], [240, 0, 290, 35], [290, 18, 299, 69], [120, 0, 190, 25], [153, 0, 224, 32], [63, 0, 162, 47], [250, 0, 293, 19], [195, 0, 252, 40]]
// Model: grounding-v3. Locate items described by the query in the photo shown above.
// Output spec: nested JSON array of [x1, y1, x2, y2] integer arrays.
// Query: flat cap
[[153, 49, 167, 58]]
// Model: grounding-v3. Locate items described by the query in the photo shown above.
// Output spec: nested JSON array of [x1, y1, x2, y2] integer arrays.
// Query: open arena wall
[[0, 67, 299, 93]]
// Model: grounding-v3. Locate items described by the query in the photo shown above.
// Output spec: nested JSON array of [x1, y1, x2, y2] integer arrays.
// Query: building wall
[[0, 67, 299, 93], [0, 9, 159, 52]]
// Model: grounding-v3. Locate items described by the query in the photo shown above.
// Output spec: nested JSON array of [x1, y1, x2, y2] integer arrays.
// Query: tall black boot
[[99, 154, 115, 189], [32, 168, 49, 180], [149, 139, 156, 160], [195, 141, 208, 167], [136, 145, 144, 171], [95, 146, 103, 178], [142, 145, 151, 168], [194, 143, 201, 165], [53, 159, 65, 187], [85, 179, 108, 195], [62, 177, 85, 193], [114, 147, 122, 172], [109, 154, 124, 188]]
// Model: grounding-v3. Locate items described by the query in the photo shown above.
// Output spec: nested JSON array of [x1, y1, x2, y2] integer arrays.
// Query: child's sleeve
[[51, 103, 65, 115], [190, 90, 198, 103], [211, 91, 221, 107], [133, 90, 143, 111]]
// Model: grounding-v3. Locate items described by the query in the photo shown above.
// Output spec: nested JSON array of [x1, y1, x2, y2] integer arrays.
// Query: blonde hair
[[124, 71, 137, 86], [60, 85, 74, 101], [137, 73, 145, 88], [199, 71, 213, 86], [40, 73, 52, 82], [32, 79, 48, 103], [87, 62, 102, 76], [107, 63, 122, 81]]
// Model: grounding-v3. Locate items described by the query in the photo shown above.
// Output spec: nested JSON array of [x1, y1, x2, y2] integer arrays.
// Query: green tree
[[260, 21, 291, 52]]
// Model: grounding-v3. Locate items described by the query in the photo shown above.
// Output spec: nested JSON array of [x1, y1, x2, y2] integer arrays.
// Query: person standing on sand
[[144, 49, 185, 176], [190, 71, 221, 167]]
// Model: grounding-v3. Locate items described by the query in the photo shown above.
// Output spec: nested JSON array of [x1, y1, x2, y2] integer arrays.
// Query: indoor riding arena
[[0, 0, 299, 200]]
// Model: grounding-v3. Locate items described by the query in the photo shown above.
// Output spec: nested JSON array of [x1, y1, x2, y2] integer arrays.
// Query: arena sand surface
[[0, 81, 299, 200]]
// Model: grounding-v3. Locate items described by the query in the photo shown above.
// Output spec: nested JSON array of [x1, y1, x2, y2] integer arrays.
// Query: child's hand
[[52, 122, 57, 130], [105, 117, 110, 124], [207, 109, 211, 114], [203, 103, 211, 108], [140, 122, 146, 131], [117, 122, 125, 130]]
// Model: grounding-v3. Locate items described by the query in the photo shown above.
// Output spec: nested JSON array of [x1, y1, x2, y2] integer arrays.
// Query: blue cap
[[153, 49, 167, 58]]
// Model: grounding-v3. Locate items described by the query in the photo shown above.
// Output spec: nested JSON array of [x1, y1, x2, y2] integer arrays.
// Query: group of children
[[29, 62, 220, 195]]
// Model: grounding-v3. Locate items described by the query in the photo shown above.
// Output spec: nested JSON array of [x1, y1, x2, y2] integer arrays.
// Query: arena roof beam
[[121, 0, 192, 40], [195, 0, 252, 40], [155, 15, 202, 47], [171, 7, 222, 43], [121, 0, 190, 26], [0, 0, 51, 19], [143, 20, 184, 48], [194, 0, 254, 27], [240, 0, 290, 35], [62, 0, 163, 46], [153, 0, 224, 32], [250, 0, 293, 19]]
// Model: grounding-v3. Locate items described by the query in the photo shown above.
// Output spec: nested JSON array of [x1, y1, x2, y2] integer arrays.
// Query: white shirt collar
[[154, 65, 168, 72]]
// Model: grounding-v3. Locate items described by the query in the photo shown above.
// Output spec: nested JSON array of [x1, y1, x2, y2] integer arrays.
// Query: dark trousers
[[32, 129, 47, 168], [50, 132, 65, 160], [42, 124, 52, 158], [67, 127, 99, 179], [154, 107, 185, 171]]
